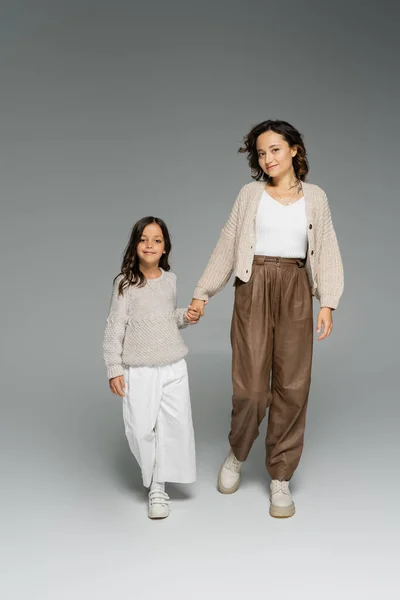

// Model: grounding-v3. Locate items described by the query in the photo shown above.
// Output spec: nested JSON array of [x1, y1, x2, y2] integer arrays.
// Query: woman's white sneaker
[[269, 480, 295, 518], [218, 449, 243, 494], [148, 490, 170, 519]]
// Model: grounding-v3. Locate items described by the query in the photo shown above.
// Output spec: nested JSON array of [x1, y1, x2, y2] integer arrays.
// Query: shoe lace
[[149, 490, 170, 506], [226, 451, 241, 473], [271, 480, 289, 494]]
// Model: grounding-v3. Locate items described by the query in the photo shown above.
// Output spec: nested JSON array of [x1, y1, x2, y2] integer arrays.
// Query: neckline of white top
[[263, 190, 305, 207]]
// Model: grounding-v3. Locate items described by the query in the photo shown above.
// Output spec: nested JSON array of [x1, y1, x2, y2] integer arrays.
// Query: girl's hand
[[189, 298, 207, 317], [185, 307, 201, 324], [109, 375, 126, 397], [317, 307, 333, 341]]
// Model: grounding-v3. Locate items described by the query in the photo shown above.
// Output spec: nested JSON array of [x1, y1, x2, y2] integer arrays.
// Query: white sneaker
[[269, 480, 296, 518], [148, 490, 170, 519], [218, 449, 242, 494]]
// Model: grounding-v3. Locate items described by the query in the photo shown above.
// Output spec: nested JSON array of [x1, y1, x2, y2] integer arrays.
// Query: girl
[[190, 120, 344, 518], [103, 216, 200, 519]]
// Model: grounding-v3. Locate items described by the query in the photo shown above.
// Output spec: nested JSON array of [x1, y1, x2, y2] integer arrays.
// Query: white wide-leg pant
[[122, 359, 196, 488]]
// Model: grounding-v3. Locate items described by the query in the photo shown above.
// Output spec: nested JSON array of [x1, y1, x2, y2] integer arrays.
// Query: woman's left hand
[[317, 307, 333, 341]]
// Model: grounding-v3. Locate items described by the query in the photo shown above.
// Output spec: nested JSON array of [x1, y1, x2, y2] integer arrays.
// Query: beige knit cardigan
[[193, 181, 344, 309]]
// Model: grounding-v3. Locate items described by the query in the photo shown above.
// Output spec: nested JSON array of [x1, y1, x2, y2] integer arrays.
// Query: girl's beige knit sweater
[[103, 270, 189, 379]]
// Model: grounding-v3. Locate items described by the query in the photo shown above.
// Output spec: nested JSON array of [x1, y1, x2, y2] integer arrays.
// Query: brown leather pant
[[229, 256, 313, 481]]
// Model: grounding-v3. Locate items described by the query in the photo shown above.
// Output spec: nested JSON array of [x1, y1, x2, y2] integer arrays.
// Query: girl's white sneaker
[[269, 480, 296, 518], [148, 490, 170, 519]]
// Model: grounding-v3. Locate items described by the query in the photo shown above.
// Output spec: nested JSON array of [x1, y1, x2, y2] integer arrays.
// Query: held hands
[[109, 375, 126, 397], [189, 299, 207, 318], [185, 306, 201, 324], [317, 307, 333, 341], [184, 298, 208, 324]]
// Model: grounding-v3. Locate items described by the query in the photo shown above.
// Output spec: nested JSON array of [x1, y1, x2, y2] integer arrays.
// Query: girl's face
[[256, 131, 297, 180], [137, 223, 166, 268]]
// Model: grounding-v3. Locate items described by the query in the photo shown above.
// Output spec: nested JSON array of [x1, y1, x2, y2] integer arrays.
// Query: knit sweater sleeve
[[316, 193, 344, 310], [169, 272, 189, 329], [103, 276, 129, 379], [175, 307, 189, 329], [192, 191, 241, 301]]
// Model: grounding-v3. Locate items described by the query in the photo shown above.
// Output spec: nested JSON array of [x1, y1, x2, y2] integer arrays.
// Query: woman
[[190, 120, 343, 518]]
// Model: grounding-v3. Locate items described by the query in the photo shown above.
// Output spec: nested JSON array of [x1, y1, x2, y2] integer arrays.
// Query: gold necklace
[[271, 180, 302, 206]]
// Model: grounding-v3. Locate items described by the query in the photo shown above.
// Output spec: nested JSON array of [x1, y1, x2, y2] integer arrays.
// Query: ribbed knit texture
[[193, 181, 344, 309], [255, 192, 308, 258], [103, 270, 189, 379]]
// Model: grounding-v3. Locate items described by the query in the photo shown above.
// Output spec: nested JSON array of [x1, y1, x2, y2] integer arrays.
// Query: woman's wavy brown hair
[[238, 119, 309, 182], [115, 216, 171, 296]]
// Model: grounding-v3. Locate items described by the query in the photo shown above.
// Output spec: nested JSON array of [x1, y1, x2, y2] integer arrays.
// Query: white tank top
[[255, 191, 308, 258]]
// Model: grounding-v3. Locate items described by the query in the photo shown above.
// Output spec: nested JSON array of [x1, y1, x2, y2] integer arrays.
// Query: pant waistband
[[253, 255, 306, 267]]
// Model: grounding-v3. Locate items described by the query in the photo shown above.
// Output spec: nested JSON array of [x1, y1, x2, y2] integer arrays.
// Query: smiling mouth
[[267, 164, 278, 169]]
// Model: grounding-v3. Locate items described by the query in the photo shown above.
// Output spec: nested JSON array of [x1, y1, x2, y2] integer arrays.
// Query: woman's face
[[136, 222, 165, 267], [256, 131, 297, 180]]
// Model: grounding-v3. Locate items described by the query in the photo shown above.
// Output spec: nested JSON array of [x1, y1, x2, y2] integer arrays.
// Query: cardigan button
[[246, 270, 249, 273], [311, 250, 314, 255], [309, 224, 312, 229]]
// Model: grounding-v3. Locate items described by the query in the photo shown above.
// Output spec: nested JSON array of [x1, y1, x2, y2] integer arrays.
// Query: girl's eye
[[156, 240, 162, 243]]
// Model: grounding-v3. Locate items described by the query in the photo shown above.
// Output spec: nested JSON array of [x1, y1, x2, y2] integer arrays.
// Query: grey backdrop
[[1, 1, 399, 598]]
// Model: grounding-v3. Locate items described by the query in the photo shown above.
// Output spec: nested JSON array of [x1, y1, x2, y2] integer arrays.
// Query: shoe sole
[[148, 511, 169, 520], [217, 468, 240, 494], [269, 501, 296, 518]]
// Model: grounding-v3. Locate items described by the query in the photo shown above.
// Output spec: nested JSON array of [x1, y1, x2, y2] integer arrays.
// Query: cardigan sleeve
[[315, 193, 344, 310], [192, 191, 241, 301], [103, 276, 129, 379]]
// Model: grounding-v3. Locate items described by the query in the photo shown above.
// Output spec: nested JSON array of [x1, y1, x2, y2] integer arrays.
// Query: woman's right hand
[[189, 298, 207, 317], [109, 375, 126, 397]]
